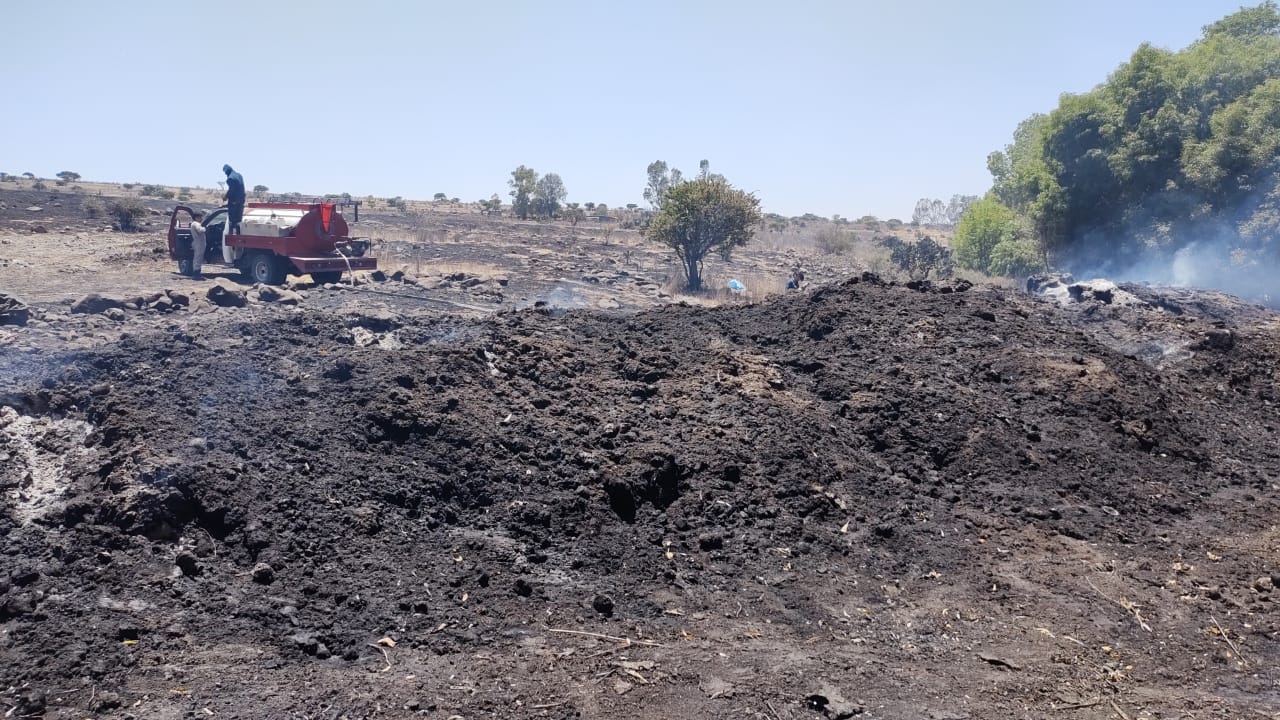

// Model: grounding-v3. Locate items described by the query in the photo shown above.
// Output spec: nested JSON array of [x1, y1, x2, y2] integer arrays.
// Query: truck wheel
[[245, 252, 287, 285], [311, 271, 343, 284]]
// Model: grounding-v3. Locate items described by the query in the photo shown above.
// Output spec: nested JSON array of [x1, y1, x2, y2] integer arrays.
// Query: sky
[[2, 0, 1257, 219]]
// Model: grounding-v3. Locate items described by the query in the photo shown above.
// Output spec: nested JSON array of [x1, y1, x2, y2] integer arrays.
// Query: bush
[[880, 234, 955, 280], [140, 184, 175, 199], [814, 227, 856, 255], [109, 199, 147, 231], [988, 237, 1043, 277], [83, 199, 103, 219], [32, 181, 47, 190], [122, 183, 135, 190]]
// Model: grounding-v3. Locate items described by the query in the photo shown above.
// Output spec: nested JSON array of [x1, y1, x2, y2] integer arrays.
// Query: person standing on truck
[[222, 164, 245, 235]]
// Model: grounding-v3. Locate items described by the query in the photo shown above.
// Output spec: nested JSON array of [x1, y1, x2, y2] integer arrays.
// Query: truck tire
[[244, 252, 287, 285], [311, 271, 343, 284]]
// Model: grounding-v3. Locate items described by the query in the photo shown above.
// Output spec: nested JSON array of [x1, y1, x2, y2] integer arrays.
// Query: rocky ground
[[1, 185, 1278, 719]]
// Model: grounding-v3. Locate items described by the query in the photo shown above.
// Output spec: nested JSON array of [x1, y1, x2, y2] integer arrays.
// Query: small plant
[[109, 199, 147, 232], [83, 199, 103, 219], [32, 180, 47, 190]]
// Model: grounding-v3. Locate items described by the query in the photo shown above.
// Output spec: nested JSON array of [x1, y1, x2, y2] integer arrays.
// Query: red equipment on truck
[[167, 201, 376, 284]]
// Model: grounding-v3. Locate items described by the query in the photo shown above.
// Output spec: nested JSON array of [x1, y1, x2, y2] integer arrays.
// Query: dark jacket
[[225, 171, 246, 206]]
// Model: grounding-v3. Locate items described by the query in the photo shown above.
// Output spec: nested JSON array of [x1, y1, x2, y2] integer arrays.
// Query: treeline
[[957, 2, 1280, 297]]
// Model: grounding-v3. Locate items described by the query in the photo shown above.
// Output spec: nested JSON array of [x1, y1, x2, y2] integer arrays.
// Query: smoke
[[1055, 196, 1278, 309]]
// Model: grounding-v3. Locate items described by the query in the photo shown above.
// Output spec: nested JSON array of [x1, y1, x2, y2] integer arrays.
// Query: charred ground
[[0, 185, 1278, 719]]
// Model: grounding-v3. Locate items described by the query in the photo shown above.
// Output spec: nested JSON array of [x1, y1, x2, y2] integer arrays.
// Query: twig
[[1109, 700, 1131, 720], [765, 699, 784, 720], [1052, 697, 1102, 710], [530, 700, 568, 709], [1087, 578, 1152, 632], [547, 628, 663, 647], [1210, 615, 1247, 665], [366, 643, 392, 671]]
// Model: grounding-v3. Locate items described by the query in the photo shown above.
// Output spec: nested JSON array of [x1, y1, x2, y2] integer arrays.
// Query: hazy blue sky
[[2, 0, 1254, 218]]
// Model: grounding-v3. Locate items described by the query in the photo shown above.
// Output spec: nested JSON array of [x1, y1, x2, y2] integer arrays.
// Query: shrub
[[83, 199, 103, 219], [880, 234, 955, 280], [109, 199, 147, 231], [814, 227, 856, 255], [122, 183, 135, 190], [32, 181, 47, 190]]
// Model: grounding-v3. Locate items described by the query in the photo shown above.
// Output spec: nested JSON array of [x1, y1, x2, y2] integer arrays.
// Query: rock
[[256, 286, 302, 305], [25, 206, 42, 212], [32, 225, 48, 234], [0, 293, 30, 326], [513, 578, 534, 597], [1256, 576, 1274, 592], [93, 692, 122, 711], [70, 292, 127, 314], [0, 593, 37, 618], [174, 551, 201, 577], [148, 295, 175, 313], [207, 280, 247, 308], [104, 307, 126, 322], [591, 594, 615, 617], [697, 531, 725, 551], [805, 684, 864, 719], [10, 567, 39, 585], [346, 308, 400, 332], [1201, 328, 1235, 351], [252, 563, 275, 584], [699, 676, 735, 699], [166, 290, 190, 307], [290, 632, 320, 655], [369, 269, 388, 282]]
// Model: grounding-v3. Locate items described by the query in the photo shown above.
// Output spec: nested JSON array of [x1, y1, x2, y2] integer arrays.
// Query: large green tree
[[644, 176, 762, 291], [983, 1, 1280, 287], [533, 173, 567, 218], [508, 165, 538, 220]]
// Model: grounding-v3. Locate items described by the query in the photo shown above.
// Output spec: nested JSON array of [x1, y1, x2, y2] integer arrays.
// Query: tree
[[643, 176, 762, 291], [22, 172, 34, 179], [56, 171, 81, 182], [509, 165, 538, 219], [433, 192, 448, 202], [478, 194, 503, 215], [643, 160, 683, 209], [564, 202, 586, 226], [953, 196, 1020, 273], [253, 184, 269, 194], [533, 173, 566, 218], [911, 198, 948, 226]]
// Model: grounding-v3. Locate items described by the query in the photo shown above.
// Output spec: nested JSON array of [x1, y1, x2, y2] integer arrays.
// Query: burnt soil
[[2, 188, 1280, 720]]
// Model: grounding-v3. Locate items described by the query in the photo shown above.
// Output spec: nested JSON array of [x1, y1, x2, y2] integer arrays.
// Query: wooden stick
[[366, 643, 392, 671], [547, 628, 663, 647], [765, 699, 784, 720], [1110, 700, 1131, 720], [1210, 616, 1247, 665]]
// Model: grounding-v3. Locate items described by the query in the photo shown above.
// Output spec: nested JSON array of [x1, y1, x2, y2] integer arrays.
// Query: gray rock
[[70, 293, 127, 314], [207, 281, 247, 308], [252, 563, 275, 584], [0, 293, 30, 326]]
